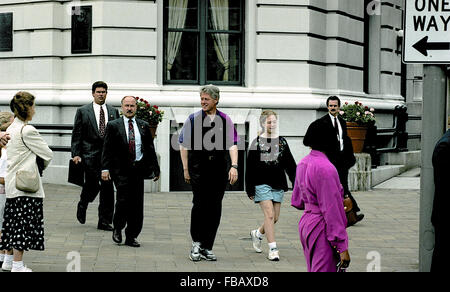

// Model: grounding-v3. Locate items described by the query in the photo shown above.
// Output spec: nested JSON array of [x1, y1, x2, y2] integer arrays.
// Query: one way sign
[[403, 0, 450, 63]]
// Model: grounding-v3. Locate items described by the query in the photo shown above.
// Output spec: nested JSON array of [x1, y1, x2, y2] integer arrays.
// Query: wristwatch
[[231, 164, 238, 170]]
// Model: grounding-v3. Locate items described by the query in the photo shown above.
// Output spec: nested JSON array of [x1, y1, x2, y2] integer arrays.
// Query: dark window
[[363, 0, 370, 93], [0, 13, 13, 52], [71, 6, 92, 54], [163, 0, 244, 85]]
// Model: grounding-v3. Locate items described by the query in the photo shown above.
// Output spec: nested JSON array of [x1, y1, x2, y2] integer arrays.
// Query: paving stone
[[0, 183, 419, 272]]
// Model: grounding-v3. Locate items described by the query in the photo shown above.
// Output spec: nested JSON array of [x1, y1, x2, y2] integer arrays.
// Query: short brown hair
[[92, 81, 108, 93], [259, 110, 278, 129], [10, 91, 35, 121], [0, 111, 13, 131]]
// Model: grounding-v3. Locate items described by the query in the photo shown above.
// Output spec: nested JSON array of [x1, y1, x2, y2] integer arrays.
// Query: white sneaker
[[189, 242, 202, 262], [1, 260, 12, 271], [268, 248, 280, 261], [199, 248, 217, 261], [11, 265, 32, 272], [250, 230, 262, 253]]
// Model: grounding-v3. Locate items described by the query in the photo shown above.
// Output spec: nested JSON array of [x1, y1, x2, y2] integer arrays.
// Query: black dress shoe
[[112, 229, 122, 244], [125, 238, 140, 248], [76, 202, 87, 224], [97, 222, 114, 231], [356, 213, 365, 222]]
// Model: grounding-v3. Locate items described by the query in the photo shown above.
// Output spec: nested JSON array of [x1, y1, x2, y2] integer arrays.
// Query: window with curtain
[[163, 0, 243, 85], [0, 13, 13, 52]]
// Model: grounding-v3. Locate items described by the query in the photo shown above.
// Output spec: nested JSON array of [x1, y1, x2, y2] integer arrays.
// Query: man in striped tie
[[71, 81, 120, 231], [101, 96, 160, 247]]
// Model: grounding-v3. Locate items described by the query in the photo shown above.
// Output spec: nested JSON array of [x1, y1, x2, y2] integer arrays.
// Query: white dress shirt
[[92, 102, 109, 131], [123, 117, 143, 161], [329, 113, 344, 151]]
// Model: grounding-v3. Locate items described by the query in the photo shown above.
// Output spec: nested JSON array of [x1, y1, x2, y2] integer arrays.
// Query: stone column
[[348, 153, 372, 191]]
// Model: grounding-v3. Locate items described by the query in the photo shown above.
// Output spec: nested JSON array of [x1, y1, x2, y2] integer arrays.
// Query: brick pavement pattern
[[1, 184, 419, 272]]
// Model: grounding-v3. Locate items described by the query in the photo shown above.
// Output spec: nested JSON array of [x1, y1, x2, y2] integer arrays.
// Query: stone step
[[398, 167, 421, 177], [371, 165, 406, 187], [372, 176, 420, 190]]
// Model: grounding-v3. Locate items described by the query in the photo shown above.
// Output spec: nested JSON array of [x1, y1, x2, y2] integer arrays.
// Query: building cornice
[[0, 86, 404, 111]]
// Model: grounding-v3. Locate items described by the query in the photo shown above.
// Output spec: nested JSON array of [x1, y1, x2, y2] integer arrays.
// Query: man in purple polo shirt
[[179, 84, 239, 262]]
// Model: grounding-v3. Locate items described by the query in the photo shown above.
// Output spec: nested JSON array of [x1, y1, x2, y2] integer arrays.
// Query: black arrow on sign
[[412, 36, 450, 56]]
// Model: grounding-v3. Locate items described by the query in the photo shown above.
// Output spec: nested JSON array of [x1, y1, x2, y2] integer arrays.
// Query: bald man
[[101, 96, 160, 248]]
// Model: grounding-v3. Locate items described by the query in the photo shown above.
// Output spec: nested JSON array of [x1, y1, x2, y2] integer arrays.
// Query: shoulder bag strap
[[20, 124, 32, 151]]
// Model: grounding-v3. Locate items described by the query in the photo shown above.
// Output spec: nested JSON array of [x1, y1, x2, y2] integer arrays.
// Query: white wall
[[0, 0, 408, 191]]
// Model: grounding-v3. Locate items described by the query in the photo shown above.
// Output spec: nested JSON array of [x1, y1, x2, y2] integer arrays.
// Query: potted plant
[[340, 101, 376, 153], [135, 97, 164, 138]]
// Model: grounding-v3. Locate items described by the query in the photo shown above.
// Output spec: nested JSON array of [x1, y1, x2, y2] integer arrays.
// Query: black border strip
[[257, 31, 364, 47], [256, 3, 364, 22], [256, 59, 364, 71], [14, 26, 157, 32], [0, 55, 156, 60], [0, 0, 156, 6]]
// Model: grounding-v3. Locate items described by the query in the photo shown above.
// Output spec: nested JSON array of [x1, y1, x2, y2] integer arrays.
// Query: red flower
[[146, 104, 150, 108], [156, 110, 160, 114], [153, 105, 158, 109]]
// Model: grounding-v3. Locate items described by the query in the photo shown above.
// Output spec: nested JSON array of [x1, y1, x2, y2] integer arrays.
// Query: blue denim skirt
[[254, 184, 284, 203]]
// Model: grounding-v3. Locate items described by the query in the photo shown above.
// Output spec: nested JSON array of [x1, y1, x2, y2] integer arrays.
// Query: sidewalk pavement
[[1, 181, 419, 272]]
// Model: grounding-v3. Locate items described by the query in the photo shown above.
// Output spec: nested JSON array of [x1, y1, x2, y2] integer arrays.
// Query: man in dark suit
[[101, 96, 160, 247], [71, 81, 120, 231], [431, 129, 450, 271], [305, 96, 364, 225]]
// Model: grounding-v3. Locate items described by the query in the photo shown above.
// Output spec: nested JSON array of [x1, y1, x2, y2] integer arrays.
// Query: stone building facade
[[0, 0, 421, 192]]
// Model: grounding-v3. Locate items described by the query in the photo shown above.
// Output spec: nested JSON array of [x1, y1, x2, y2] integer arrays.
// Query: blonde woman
[[0, 92, 53, 272], [245, 110, 296, 261], [0, 111, 14, 268]]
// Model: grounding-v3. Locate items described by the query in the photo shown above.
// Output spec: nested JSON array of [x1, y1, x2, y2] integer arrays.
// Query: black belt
[[131, 159, 143, 168]]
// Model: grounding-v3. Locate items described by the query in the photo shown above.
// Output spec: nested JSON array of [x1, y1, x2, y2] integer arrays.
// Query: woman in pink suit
[[291, 119, 350, 272]]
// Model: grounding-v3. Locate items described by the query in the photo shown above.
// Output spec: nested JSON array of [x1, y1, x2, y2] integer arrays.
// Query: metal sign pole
[[419, 65, 447, 272]]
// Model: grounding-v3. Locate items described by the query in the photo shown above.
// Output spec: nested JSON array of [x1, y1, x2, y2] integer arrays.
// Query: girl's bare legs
[[258, 201, 281, 243]]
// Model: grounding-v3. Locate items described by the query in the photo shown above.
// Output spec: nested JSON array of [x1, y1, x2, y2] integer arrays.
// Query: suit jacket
[[71, 103, 120, 171], [431, 129, 450, 227], [5, 118, 53, 199], [316, 114, 356, 171], [101, 117, 160, 186]]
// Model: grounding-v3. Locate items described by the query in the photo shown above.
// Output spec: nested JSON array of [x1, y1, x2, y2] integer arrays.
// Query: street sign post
[[403, 0, 450, 63]]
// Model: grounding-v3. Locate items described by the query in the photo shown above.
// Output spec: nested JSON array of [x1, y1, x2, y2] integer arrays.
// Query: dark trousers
[[431, 225, 446, 272], [337, 166, 361, 213], [190, 162, 227, 250], [113, 165, 145, 240], [80, 168, 114, 224]]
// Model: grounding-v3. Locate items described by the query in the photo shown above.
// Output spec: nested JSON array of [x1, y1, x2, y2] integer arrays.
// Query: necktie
[[128, 119, 136, 162], [334, 117, 340, 140], [99, 106, 105, 138]]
